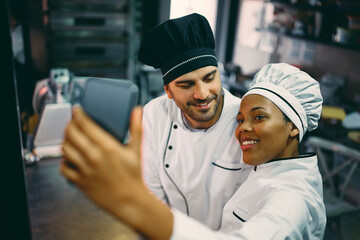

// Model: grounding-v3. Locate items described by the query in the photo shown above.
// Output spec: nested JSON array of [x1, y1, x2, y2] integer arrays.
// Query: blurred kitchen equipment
[[348, 15, 360, 30], [31, 68, 139, 159], [322, 106, 347, 121], [347, 131, 360, 144], [321, 105, 346, 128], [32, 69, 73, 158], [24, 152, 41, 166], [292, 20, 307, 36], [318, 73, 346, 104], [33, 103, 71, 157], [307, 136, 360, 233], [334, 26, 360, 46], [342, 111, 360, 129], [336, 0, 360, 9], [138, 65, 164, 105], [290, 0, 303, 4], [308, 0, 321, 6], [32, 68, 72, 115]]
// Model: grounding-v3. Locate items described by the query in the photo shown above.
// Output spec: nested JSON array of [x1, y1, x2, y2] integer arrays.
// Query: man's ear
[[289, 122, 300, 138], [164, 85, 173, 99]]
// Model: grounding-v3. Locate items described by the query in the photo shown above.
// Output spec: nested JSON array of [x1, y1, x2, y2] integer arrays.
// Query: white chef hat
[[243, 63, 323, 142]]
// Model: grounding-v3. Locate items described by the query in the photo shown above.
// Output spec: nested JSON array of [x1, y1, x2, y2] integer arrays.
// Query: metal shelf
[[46, 0, 142, 79], [265, 0, 360, 52], [259, 28, 360, 52], [267, 0, 359, 14]]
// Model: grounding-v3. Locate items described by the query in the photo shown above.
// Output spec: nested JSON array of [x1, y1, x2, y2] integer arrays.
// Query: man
[[138, 13, 251, 229]]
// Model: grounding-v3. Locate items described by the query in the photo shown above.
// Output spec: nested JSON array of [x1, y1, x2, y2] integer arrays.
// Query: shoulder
[[143, 94, 177, 125], [224, 88, 241, 102], [256, 174, 325, 226], [144, 94, 173, 115], [223, 89, 241, 109], [221, 88, 241, 120]]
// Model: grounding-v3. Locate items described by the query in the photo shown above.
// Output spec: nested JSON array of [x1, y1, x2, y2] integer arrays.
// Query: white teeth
[[196, 103, 209, 107], [242, 140, 258, 145]]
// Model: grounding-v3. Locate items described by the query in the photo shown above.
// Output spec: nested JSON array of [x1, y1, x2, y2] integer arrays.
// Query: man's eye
[[204, 75, 215, 82], [178, 83, 193, 89]]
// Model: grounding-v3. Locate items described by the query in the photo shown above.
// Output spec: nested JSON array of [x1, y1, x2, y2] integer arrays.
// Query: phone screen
[[80, 77, 138, 143]]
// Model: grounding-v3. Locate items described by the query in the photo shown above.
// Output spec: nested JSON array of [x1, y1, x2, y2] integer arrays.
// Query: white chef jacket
[[171, 154, 327, 239], [142, 88, 253, 230]]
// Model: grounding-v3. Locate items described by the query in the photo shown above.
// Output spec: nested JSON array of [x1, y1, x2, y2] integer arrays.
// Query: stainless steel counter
[[25, 157, 138, 240]]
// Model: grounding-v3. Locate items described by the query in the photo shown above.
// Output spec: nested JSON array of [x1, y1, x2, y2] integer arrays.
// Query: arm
[[60, 107, 173, 239]]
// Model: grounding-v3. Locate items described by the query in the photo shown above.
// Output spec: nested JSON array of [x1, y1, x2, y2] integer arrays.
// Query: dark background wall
[[0, 0, 32, 239]]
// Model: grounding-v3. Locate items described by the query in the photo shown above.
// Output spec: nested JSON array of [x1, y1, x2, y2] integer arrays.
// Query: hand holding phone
[[73, 77, 139, 143]]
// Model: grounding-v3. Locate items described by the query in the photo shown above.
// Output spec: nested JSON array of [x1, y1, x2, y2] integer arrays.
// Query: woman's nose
[[238, 120, 252, 133]]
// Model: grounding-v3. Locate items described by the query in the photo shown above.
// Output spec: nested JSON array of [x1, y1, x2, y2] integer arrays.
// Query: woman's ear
[[289, 122, 299, 138]]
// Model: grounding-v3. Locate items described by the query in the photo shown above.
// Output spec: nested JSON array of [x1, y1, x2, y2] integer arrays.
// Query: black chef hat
[[138, 13, 218, 85]]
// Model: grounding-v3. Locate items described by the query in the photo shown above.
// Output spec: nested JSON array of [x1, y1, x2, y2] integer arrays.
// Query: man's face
[[164, 66, 223, 129]]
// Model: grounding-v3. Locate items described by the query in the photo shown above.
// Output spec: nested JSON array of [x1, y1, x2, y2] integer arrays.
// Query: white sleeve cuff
[[170, 208, 222, 240]]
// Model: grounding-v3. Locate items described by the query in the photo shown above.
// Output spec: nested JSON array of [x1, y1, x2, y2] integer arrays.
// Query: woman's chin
[[243, 156, 256, 166], [243, 155, 265, 166]]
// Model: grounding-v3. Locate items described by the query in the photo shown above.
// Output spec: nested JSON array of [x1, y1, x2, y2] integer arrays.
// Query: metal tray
[[48, 0, 128, 13], [49, 12, 127, 30], [49, 42, 127, 61]]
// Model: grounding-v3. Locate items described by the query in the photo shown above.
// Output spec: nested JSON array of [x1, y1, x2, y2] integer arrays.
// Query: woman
[[61, 63, 326, 239]]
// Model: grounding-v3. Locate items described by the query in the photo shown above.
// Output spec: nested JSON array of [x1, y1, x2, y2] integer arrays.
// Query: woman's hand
[[60, 106, 173, 239], [61, 106, 143, 210]]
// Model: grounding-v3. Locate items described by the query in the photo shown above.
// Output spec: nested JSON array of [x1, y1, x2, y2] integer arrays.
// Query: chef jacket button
[[165, 164, 169, 168], [169, 145, 173, 150], [174, 124, 178, 129]]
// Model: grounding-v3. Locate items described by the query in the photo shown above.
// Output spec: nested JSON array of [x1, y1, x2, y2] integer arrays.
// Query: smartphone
[[73, 77, 138, 143]]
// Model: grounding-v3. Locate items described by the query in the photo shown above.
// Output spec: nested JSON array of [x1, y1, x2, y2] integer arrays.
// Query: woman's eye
[[237, 119, 244, 123], [255, 115, 265, 120]]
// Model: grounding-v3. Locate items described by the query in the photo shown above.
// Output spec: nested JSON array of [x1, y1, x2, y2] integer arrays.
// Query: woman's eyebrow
[[251, 107, 266, 112], [237, 106, 266, 115]]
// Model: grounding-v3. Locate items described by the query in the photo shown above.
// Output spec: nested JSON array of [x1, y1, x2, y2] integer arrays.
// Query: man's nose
[[193, 83, 209, 100]]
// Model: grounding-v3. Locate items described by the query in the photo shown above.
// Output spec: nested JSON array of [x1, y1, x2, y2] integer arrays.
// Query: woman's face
[[235, 94, 299, 165]]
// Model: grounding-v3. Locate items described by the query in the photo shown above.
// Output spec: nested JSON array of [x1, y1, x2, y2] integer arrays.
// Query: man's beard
[[185, 94, 221, 122], [167, 86, 223, 123]]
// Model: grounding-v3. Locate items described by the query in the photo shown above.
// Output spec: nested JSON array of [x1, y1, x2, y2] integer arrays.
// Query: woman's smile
[[240, 137, 259, 151]]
